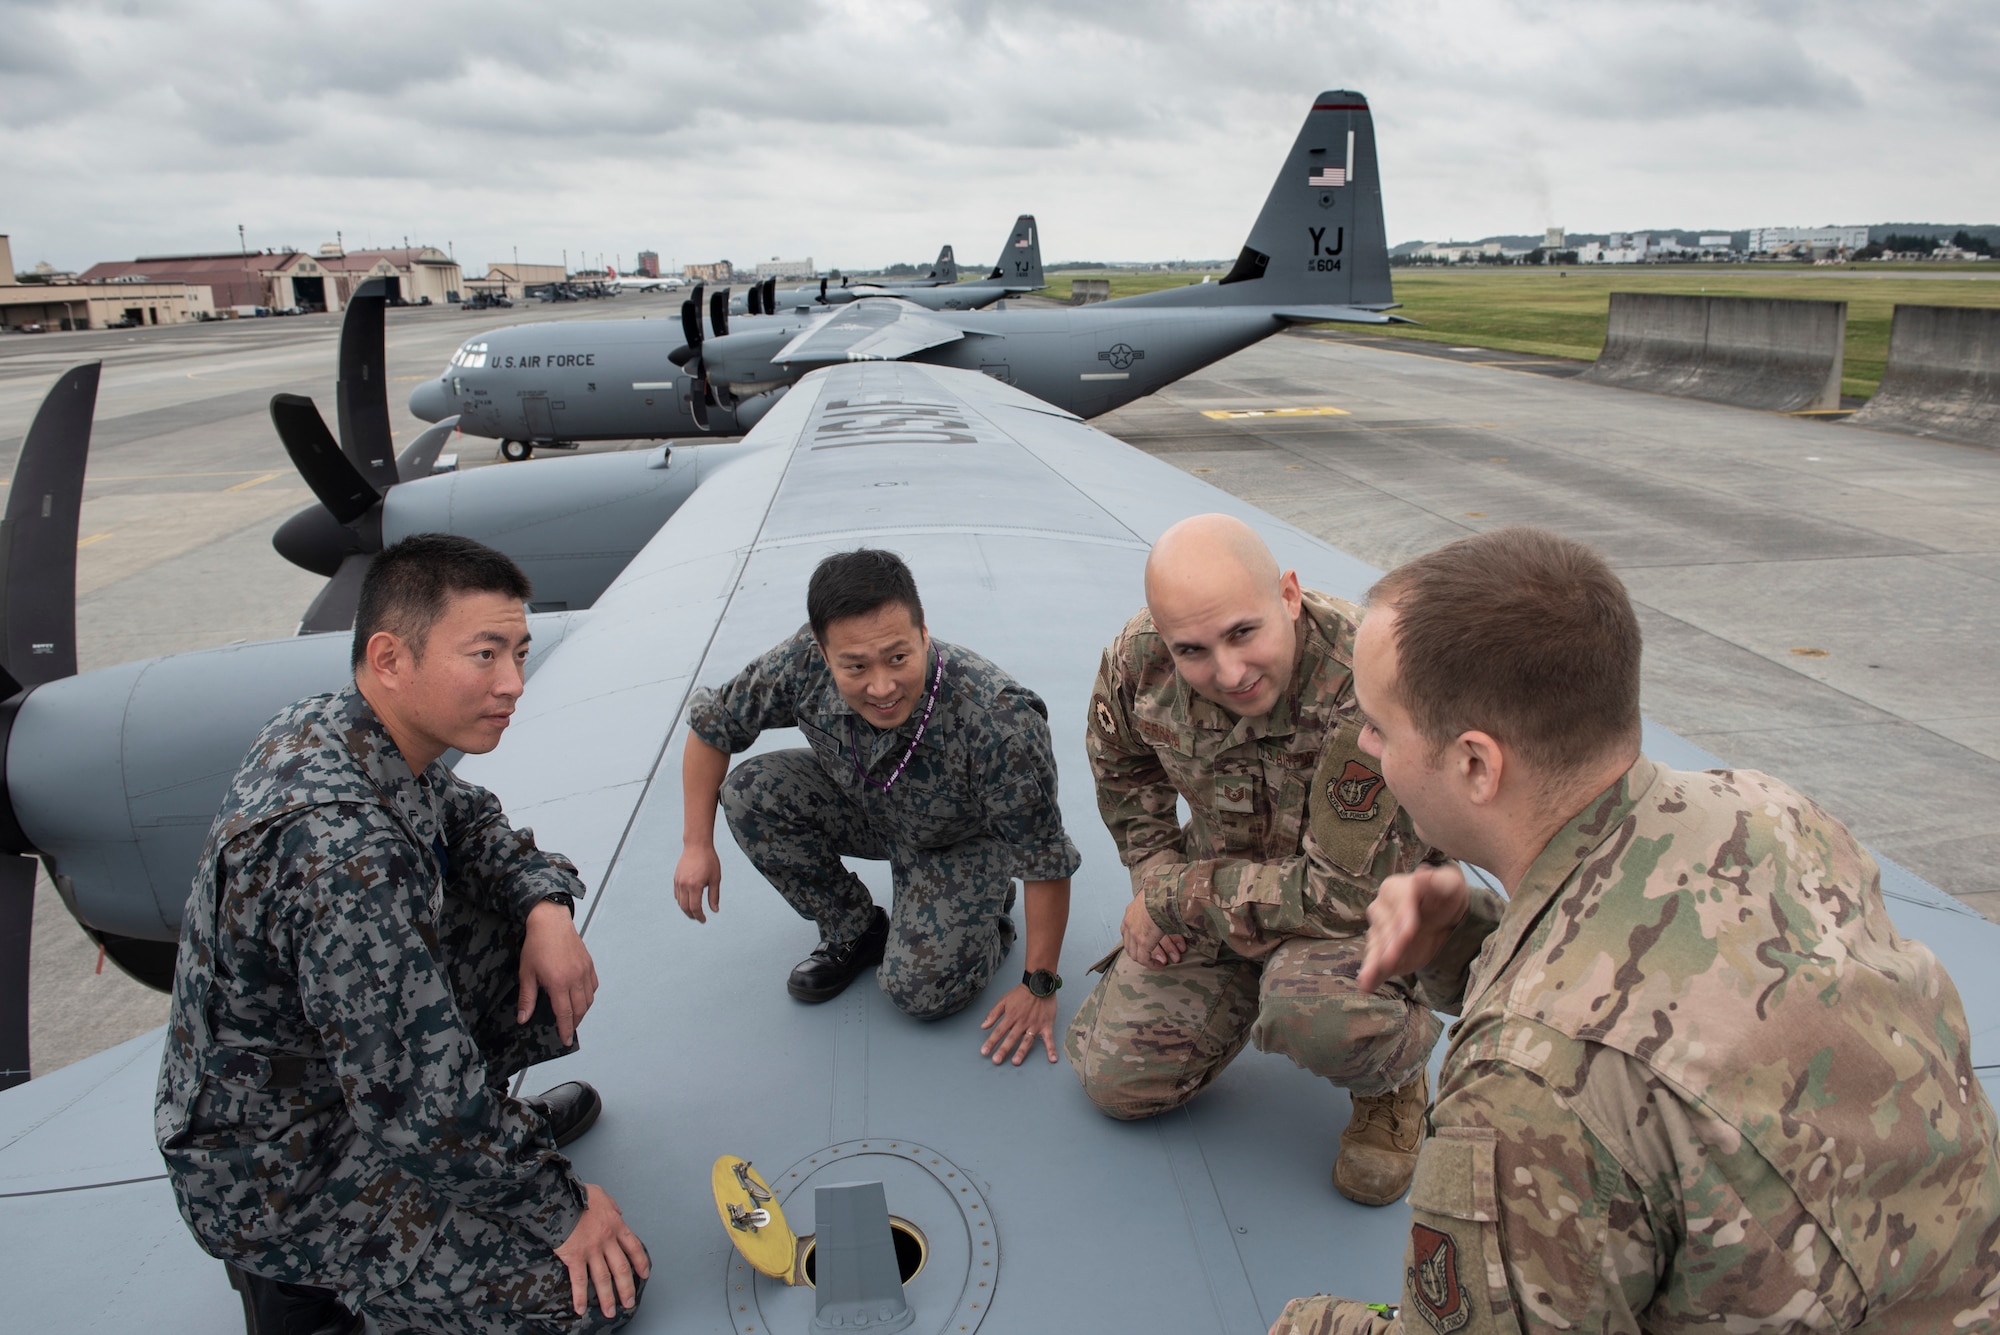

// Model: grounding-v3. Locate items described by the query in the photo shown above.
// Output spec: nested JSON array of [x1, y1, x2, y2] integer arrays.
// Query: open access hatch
[[716, 1139, 997, 1334]]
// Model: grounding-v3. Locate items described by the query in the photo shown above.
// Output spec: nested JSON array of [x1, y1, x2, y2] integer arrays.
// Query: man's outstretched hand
[[519, 899, 598, 1046], [1358, 864, 1471, 994], [557, 1183, 650, 1318], [673, 843, 723, 922], [980, 985, 1060, 1066]]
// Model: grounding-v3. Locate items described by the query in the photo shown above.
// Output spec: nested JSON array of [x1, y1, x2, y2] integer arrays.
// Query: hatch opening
[[800, 1216, 927, 1288]]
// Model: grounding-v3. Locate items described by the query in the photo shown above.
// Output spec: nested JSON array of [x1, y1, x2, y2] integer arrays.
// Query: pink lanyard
[[846, 650, 944, 792]]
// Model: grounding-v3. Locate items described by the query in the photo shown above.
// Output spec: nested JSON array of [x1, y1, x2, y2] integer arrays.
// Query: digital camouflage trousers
[[1064, 928, 1440, 1118], [720, 748, 1016, 1020], [353, 895, 632, 1335]]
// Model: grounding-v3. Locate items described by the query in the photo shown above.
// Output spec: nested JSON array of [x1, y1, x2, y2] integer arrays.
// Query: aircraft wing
[[11, 360, 2000, 1331], [1270, 304, 1415, 324], [770, 299, 972, 364]]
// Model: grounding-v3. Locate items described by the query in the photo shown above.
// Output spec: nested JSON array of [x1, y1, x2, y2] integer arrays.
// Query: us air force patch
[[1408, 1223, 1470, 1334], [1330, 758, 1385, 821], [1308, 727, 1400, 878]]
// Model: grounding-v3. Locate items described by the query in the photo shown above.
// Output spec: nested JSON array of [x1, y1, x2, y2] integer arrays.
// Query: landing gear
[[500, 439, 533, 462]]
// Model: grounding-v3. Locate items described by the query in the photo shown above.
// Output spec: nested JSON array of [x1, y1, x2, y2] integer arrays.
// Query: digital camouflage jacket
[[687, 627, 1080, 881], [1279, 758, 2000, 1334], [156, 687, 588, 1296]]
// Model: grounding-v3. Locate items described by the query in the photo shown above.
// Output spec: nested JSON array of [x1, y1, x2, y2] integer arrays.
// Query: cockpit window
[[449, 341, 489, 369]]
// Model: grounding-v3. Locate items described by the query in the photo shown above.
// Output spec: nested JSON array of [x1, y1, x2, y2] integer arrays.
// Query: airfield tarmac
[[2, 300, 1996, 1076]]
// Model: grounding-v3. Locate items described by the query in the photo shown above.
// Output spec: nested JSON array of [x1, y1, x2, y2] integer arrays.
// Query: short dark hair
[[807, 549, 924, 642], [351, 533, 532, 667], [1368, 526, 1641, 775]]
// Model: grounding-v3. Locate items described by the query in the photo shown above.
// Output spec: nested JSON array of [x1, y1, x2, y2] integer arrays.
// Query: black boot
[[226, 1264, 363, 1335], [787, 906, 889, 1003], [524, 1080, 604, 1148]]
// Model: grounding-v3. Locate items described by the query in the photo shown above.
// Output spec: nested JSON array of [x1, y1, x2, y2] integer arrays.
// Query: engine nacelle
[[6, 614, 576, 944], [383, 441, 767, 610]]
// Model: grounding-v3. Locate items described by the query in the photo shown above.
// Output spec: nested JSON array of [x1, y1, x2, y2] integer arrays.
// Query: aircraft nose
[[408, 377, 453, 422]]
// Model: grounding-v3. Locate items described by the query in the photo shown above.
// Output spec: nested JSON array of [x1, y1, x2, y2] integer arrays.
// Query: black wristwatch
[[539, 890, 576, 918], [1023, 968, 1062, 998]]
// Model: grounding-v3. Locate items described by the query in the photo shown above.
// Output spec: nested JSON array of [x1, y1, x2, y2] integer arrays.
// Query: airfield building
[[752, 256, 815, 279], [683, 260, 735, 282], [77, 244, 463, 314], [1748, 225, 1870, 257], [636, 251, 660, 277], [1, 234, 216, 331], [469, 261, 568, 301]]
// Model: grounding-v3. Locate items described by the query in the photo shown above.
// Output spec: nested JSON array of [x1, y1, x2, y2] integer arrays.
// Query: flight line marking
[[1201, 406, 1352, 420], [77, 533, 112, 548], [223, 472, 281, 492]]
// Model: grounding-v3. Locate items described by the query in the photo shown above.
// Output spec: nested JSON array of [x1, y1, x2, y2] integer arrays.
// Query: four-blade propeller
[[268, 279, 457, 632]]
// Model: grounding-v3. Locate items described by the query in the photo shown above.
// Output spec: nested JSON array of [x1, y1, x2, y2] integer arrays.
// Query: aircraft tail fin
[[988, 215, 1043, 290], [929, 246, 958, 284], [1119, 93, 1392, 311]]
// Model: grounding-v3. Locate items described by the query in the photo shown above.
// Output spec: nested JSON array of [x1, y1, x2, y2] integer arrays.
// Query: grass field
[[1043, 264, 2000, 400]]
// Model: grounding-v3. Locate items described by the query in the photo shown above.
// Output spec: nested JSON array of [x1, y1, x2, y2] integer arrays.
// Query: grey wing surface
[[770, 301, 971, 365], [463, 362, 2000, 1332]]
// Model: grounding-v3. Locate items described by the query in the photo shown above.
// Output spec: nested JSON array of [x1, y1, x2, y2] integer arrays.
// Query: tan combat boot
[[1334, 1068, 1428, 1206]]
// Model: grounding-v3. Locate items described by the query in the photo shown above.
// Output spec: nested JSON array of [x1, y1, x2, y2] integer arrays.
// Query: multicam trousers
[[355, 894, 637, 1335], [1063, 928, 1440, 1118], [720, 748, 1016, 1020]]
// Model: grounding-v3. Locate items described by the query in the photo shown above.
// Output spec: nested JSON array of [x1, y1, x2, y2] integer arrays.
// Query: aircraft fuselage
[[415, 302, 1283, 443]]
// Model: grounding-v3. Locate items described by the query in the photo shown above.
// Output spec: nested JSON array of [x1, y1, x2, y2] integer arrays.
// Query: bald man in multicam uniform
[[1067, 514, 1483, 1206], [1276, 525, 2000, 1334]]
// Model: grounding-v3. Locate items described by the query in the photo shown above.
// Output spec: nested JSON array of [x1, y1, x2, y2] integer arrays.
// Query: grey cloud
[[0, 0, 1992, 272]]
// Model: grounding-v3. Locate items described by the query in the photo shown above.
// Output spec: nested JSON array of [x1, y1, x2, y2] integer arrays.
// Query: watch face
[[1026, 969, 1060, 997]]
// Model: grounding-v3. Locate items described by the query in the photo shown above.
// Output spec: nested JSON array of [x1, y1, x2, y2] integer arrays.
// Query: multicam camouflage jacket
[[1087, 590, 1470, 964], [1279, 758, 2000, 1335], [155, 686, 588, 1295], [687, 627, 1081, 879]]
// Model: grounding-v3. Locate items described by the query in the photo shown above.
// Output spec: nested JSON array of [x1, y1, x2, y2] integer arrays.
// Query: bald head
[[1144, 514, 1303, 718], [1145, 514, 1282, 611]]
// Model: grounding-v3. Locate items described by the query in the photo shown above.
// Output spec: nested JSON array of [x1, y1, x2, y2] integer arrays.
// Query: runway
[[2, 306, 1994, 1076]]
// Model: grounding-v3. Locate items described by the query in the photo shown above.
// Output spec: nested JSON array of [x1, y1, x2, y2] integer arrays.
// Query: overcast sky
[[3, 0, 1994, 274]]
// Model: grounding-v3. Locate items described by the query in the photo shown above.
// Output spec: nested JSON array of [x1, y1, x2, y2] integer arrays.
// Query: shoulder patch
[[1408, 1223, 1470, 1333], [1330, 758, 1385, 821], [1308, 725, 1401, 877], [1091, 694, 1119, 741]]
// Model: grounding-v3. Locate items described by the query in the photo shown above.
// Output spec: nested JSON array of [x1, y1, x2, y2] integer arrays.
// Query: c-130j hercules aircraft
[[733, 216, 1046, 316], [408, 95, 1405, 457], [8, 89, 1997, 1333]]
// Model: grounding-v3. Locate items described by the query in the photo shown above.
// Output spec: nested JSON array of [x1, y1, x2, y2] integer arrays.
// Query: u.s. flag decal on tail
[[1308, 130, 1357, 188]]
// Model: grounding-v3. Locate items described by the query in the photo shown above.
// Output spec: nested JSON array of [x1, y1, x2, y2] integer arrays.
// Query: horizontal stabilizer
[[772, 301, 968, 365], [1271, 306, 1415, 325]]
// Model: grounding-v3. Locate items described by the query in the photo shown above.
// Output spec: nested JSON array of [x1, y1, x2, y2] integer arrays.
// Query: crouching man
[[674, 549, 1079, 1064], [1067, 515, 1468, 1206], [157, 535, 649, 1335], [1277, 525, 2000, 1333]]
